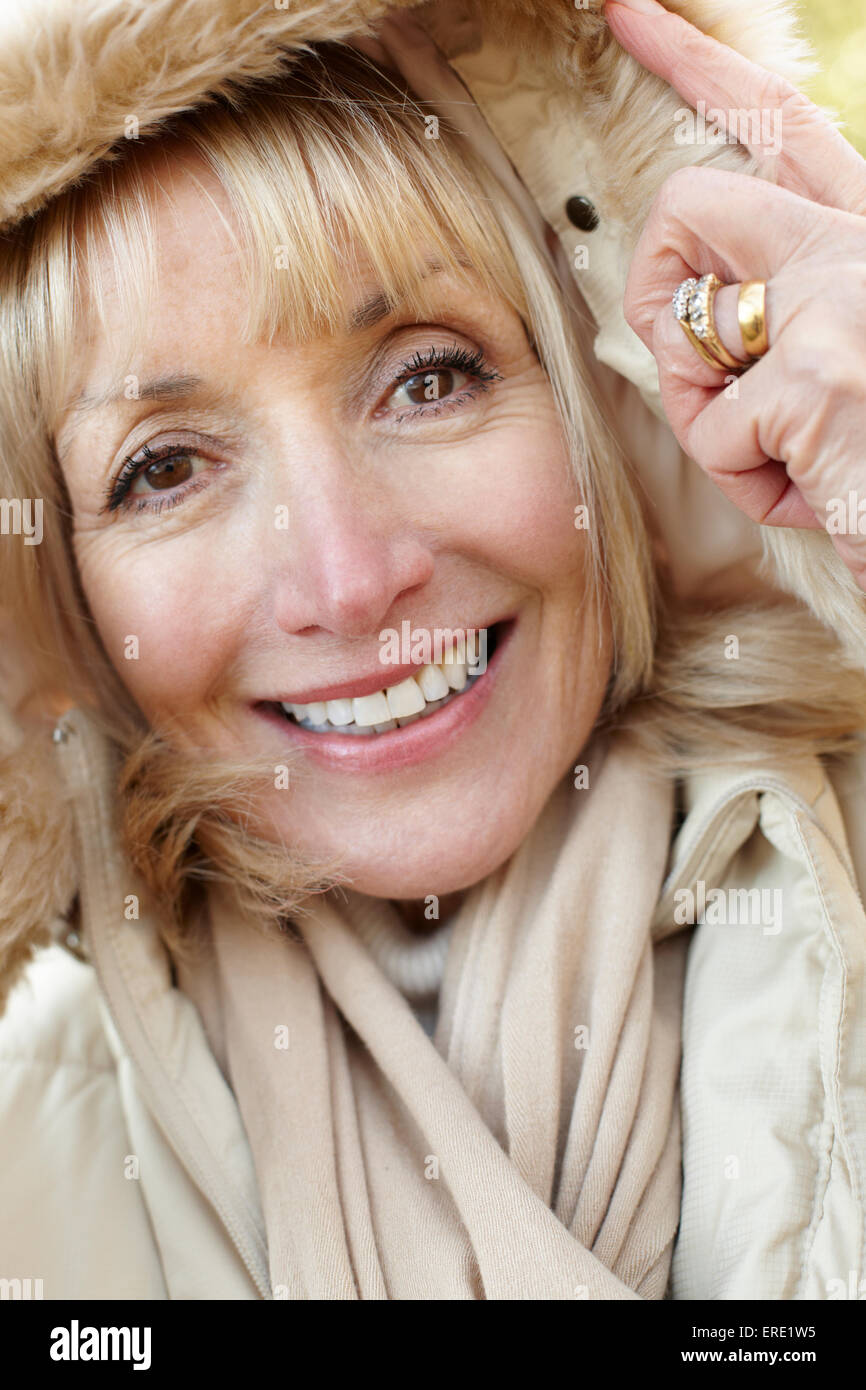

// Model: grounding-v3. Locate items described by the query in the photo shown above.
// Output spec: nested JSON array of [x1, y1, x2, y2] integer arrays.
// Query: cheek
[[444, 414, 584, 587], [73, 523, 247, 719]]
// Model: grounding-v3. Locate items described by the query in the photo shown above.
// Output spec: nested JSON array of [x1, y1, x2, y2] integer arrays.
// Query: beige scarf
[[182, 729, 688, 1299]]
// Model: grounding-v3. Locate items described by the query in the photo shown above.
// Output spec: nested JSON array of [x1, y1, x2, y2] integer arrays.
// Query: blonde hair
[[1, 41, 864, 947]]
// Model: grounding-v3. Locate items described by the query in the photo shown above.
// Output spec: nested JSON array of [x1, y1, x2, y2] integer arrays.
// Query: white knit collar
[[330, 889, 453, 1001]]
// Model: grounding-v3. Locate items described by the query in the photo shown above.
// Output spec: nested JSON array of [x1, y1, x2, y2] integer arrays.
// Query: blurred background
[[802, 0, 866, 153]]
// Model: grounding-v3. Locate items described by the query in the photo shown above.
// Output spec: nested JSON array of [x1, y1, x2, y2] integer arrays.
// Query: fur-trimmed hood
[[0, 0, 815, 235], [1, 0, 865, 1014]]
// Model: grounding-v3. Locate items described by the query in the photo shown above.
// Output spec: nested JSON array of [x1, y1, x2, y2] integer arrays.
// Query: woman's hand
[[604, 0, 866, 589]]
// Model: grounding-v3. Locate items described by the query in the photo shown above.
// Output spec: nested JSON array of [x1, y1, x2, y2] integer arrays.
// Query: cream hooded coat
[[1, 0, 865, 1301]]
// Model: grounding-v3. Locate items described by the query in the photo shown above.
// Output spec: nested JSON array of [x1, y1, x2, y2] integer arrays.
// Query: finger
[[646, 304, 821, 529], [651, 271, 748, 404], [604, 0, 866, 215], [713, 284, 759, 366], [624, 167, 821, 353], [650, 274, 865, 539], [673, 354, 824, 529], [701, 462, 822, 531]]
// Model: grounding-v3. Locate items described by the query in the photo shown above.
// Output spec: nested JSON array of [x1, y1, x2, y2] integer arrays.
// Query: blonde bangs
[[173, 43, 530, 350]]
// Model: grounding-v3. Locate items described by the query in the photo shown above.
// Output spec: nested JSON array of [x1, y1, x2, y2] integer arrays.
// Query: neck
[[392, 891, 464, 935]]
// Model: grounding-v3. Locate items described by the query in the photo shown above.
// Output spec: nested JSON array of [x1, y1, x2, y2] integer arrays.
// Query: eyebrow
[[56, 373, 209, 458], [348, 254, 474, 331], [56, 255, 477, 455], [66, 372, 203, 423]]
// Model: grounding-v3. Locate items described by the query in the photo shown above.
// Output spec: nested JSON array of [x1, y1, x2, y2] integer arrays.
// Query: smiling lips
[[278, 629, 489, 736]]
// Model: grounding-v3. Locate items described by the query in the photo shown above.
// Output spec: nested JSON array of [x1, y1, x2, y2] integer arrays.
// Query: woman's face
[[55, 144, 612, 900]]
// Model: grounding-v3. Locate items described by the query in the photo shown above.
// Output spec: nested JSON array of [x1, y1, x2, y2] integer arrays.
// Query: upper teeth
[[281, 634, 485, 733]]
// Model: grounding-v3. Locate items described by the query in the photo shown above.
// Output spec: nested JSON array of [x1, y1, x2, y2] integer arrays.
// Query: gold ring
[[676, 317, 732, 370], [737, 280, 769, 357], [672, 274, 743, 374], [688, 273, 743, 370]]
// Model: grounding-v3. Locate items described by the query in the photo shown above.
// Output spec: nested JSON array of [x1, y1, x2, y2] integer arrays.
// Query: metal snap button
[[565, 195, 599, 232]]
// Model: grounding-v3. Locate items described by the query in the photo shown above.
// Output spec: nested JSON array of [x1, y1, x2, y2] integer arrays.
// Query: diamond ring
[[672, 273, 745, 373]]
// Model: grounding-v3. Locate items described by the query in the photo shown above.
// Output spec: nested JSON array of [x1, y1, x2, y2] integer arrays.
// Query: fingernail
[[606, 0, 664, 16]]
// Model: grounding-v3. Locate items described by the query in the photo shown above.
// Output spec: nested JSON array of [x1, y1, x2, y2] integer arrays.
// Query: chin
[[301, 808, 536, 902]]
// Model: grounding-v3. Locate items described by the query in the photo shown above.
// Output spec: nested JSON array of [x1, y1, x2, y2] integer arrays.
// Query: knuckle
[[753, 70, 800, 112], [655, 164, 701, 212], [779, 326, 861, 397], [622, 275, 645, 333], [649, 164, 739, 232], [775, 80, 822, 130], [622, 254, 657, 336]]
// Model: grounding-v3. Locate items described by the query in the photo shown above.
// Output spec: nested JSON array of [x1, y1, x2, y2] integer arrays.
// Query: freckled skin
[[57, 143, 612, 910]]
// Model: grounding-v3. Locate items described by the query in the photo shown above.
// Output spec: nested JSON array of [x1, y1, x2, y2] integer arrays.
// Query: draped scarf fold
[[181, 730, 688, 1299]]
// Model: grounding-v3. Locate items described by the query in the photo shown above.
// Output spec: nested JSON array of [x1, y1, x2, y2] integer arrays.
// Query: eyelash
[[102, 343, 503, 516]]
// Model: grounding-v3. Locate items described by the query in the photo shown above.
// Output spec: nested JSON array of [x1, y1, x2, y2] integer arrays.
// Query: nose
[[268, 453, 435, 639]]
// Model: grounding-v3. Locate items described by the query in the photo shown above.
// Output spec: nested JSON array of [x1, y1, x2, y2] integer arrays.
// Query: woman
[[0, 0, 864, 1301]]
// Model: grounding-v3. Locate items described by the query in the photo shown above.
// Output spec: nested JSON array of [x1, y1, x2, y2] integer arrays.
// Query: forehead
[[73, 133, 468, 358], [80, 141, 242, 305], [57, 170, 246, 445], [54, 118, 516, 457]]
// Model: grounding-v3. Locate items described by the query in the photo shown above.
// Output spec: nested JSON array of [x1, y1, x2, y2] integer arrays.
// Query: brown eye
[[140, 454, 194, 490], [391, 365, 471, 411], [106, 444, 214, 514], [402, 369, 461, 404]]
